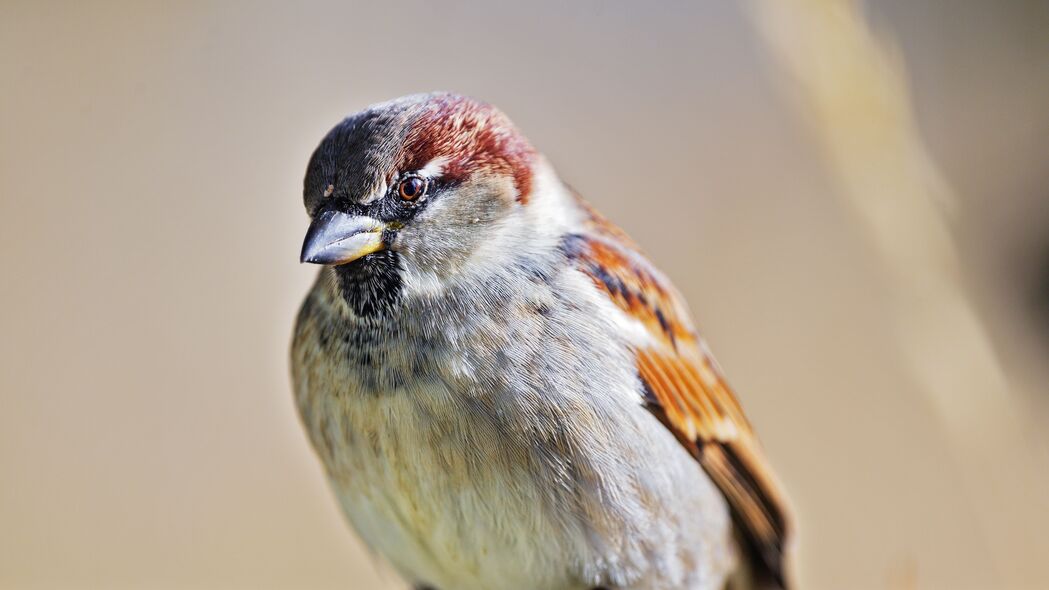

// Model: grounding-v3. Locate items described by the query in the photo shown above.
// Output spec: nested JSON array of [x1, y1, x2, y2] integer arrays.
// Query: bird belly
[[301, 379, 737, 590], [315, 382, 590, 590], [291, 275, 739, 589]]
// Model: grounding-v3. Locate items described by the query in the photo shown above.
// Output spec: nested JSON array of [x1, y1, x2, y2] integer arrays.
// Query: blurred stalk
[[748, 0, 1048, 586]]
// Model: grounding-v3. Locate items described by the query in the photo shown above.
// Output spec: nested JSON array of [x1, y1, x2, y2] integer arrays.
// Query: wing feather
[[563, 198, 795, 587]]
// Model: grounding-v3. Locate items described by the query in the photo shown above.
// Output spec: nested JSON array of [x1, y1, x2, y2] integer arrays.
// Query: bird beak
[[300, 210, 386, 265]]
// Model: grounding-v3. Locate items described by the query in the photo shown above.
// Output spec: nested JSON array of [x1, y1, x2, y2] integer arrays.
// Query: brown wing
[[563, 201, 795, 588]]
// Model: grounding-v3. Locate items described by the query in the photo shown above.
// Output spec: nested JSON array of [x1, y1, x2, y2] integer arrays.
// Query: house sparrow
[[291, 93, 794, 590]]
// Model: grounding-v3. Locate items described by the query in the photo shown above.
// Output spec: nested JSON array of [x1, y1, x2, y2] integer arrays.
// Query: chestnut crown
[[299, 93, 540, 315]]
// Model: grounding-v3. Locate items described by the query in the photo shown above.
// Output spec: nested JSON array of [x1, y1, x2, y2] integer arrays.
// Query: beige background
[[2, 1, 1048, 589]]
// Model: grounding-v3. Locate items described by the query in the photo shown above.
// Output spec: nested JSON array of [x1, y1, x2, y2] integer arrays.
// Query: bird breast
[[290, 268, 737, 590]]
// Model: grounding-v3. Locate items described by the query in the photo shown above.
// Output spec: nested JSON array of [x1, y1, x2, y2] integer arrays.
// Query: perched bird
[[291, 93, 794, 590]]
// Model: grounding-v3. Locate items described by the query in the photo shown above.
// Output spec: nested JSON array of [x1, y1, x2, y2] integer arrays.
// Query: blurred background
[[2, 1, 1047, 588]]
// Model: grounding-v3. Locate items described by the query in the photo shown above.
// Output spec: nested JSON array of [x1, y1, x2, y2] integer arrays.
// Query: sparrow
[[291, 93, 794, 590]]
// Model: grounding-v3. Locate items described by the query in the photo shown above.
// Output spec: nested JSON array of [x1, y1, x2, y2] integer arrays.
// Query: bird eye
[[398, 176, 427, 201]]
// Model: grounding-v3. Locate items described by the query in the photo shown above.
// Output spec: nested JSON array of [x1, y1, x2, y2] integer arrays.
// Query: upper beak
[[300, 210, 386, 265]]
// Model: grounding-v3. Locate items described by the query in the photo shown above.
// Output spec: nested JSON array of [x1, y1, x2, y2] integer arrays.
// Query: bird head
[[300, 93, 560, 316]]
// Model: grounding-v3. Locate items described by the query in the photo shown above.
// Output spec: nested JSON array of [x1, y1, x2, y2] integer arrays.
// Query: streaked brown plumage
[[292, 93, 795, 590], [566, 199, 793, 585]]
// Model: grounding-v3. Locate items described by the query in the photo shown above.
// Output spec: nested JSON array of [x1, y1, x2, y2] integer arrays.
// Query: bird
[[291, 93, 794, 590]]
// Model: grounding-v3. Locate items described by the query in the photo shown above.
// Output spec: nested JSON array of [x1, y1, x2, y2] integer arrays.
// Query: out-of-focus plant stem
[[748, 1, 1048, 586]]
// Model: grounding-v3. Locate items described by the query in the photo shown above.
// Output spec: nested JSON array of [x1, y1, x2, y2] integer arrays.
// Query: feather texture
[[563, 195, 794, 588], [293, 93, 794, 589]]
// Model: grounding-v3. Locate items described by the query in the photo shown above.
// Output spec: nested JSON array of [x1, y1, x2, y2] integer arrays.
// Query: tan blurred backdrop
[[2, 1, 1048, 589]]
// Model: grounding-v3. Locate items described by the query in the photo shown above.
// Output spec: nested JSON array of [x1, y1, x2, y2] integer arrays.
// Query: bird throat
[[332, 250, 403, 318]]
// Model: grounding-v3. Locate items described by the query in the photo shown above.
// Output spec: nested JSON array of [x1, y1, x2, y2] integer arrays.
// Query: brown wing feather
[[564, 199, 795, 588]]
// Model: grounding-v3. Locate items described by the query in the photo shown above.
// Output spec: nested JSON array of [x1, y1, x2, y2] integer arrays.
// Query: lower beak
[[300, 210, 386, 265]]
